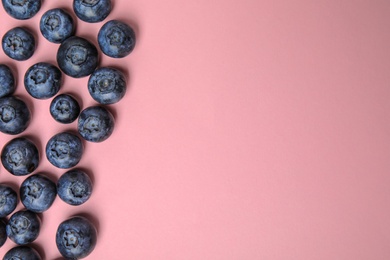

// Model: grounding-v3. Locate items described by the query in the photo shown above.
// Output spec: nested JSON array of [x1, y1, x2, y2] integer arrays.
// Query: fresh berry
[[57, 169, 92, 206], [57, 36, 99, 78], [78, 106, 115, 142], [6, 210, 40, 245], [50, 94, 81, 124], [0, 96, 30, 135], [0, 184, 18, 217], [40, 8, 75, 44], [1, 0, 41, 20], [46, 132, 83, 169], [24, 62, 62, 99], [88, 67, 126, 104], [98, 20, 136, 58], [0, 218, 7, 247], [1, 137, 39, 176], [20, 173, 57, 213], [3, 245, 42, 259], [56, 216, 97, 259], [0, 64, 16, 98], [2, 27, 35, 61], [73, 0, 111, 23]]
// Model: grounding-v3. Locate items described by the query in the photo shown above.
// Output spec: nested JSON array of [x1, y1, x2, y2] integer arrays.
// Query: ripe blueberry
[[6, 210, 40, 245], [88, 67, 126, 104], [46, 132, 83, 169], [57, 169, 92, 206], [2, 27, 35, 61], [0, 96, 30, 135], [0, 64, 16, 98], [40, 8, 75, 44], [0, 184, 18, 217], [78, 106, 115, 142], [0, 218, 7, 247], [73, 0, 112, 23], [1, 137, 39, 176], [57, 36, 99, 78], [2, 0, 41, 20], [20, 173, 57, 213], [98, 20, 136, 58], [50, 94, 80, 124], [3, 246, 42, 260], [24, 62, 62, 99], [56, 216, 97, 259]]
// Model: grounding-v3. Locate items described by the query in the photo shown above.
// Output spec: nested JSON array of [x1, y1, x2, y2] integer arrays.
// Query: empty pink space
[[0, 0, 390, 259]]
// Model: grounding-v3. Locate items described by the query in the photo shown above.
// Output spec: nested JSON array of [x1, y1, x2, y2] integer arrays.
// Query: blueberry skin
[[57, 36, 99, 78], [50, 94, 80, 124], [98, 20, 136, 58], [1, 137, 39, 176], [6, 210, 40, 245], [56, 216, 97, 259], [2, 27, 35, 61], [20, 174, 57, 213], [57, 169, 92, 206], [78, 106, 115, 142], [2, 0, 41, 20], [40, 8, 75, 44], [0, 96, 30, 135], [46, 132, 83, 169], [88, 67, 126, 104], [0, 64, 16, 98], [24, 62, 62, 99], [73, 0, 111, 23], [0, 219, 7, 247], [4, 246, 42, 260], [0, 184, 17, 217]]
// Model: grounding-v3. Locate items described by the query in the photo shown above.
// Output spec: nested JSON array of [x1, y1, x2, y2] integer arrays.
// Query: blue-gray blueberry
[[57, 36, 99, 78], [73, 0, 111, 23], [57, 169, 92, 206], [0, 96, 30, 135], [0, 64, 16, 98], [0, 218, 6, 247], [1, 137, 39, 176], [50, 94, 80, 124], [46, 132, 83, 169], [20, 173, 57, 213], [98, 20, 136, 58], [2, 0, 41, 20], [2, 27, 35, 61], [78, 106, 115, 142], [56, 216, 97, 259], [24, 62, 62, 99], [40, 8, 75, 44], [88, 67, 126, 104], [6, 210, 40, 245], [0, 184, 17, 217], [3, 246, 42, 260]]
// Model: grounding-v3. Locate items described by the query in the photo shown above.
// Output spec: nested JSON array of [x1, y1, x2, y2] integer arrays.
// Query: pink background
[[1, 0, 390, 259]]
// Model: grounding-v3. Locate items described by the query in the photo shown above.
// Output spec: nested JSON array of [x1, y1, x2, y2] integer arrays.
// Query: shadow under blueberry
[[31, 243, 46, 260]]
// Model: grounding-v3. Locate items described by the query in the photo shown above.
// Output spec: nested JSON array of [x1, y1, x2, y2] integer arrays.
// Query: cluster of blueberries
[[0, 0, 136, 259]]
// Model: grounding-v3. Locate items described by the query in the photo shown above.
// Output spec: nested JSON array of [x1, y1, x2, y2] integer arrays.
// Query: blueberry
[[20, 174, 57, 213], [57, 36, 99, 78], [1, 137, 39, 176], [2, 0, 41, 20], [0, 184, 18, 217], [40, 8, 75, 44], [73, 0, 111, 23], [78, 106, 115, 142], [46, 132, 83, 169], [0, 64, 16, 98], [98, 20, 136, 58], [6, 210, 40, 245], [0, 96, 30, 135], [56, 216, 97, 259], [57, 169, 92, 206], [2, 27, 35, 61], [24, 62, 62, 99], [50, 94, 80, 124], [4, 246, 42, 260], [88, 67, 126, 104], [0, 218, 7, 247]]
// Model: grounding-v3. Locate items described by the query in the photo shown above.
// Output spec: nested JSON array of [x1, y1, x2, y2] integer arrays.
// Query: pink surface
[[1, 0, 390, 259]]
